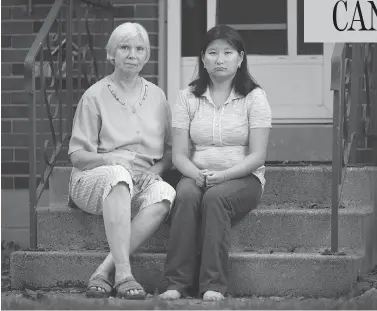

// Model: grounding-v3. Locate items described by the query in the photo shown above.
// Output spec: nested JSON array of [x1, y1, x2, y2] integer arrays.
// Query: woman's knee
[[175, 178, 202, 202], [201, 187, 228, 212], [107, 181, 131, 200], [154, 199, 170, 218]]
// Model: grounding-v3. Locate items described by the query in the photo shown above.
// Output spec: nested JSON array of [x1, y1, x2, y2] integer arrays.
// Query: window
[[181, 0, 323, 57], [297, 0, 323, 55], [181, 0, 207, 57], [217, 0, 288, 55]]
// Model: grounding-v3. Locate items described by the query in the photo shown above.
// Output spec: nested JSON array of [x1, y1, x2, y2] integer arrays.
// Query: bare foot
[[159, 289, 181, 300], [88, 286, 107, 292], [203, 290, 224, 301]]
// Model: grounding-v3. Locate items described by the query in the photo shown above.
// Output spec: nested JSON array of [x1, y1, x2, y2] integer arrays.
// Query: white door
[[167, 0, 334, 123]]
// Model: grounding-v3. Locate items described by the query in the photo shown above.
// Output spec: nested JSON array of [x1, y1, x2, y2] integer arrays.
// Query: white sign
[[304, 0, 377, 42]]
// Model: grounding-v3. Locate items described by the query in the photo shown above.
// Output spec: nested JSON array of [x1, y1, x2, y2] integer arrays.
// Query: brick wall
[[1, 0, 159, 190]]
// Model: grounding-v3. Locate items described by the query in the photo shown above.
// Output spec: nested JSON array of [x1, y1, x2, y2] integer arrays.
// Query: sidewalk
[[2, 284, 377, 310]]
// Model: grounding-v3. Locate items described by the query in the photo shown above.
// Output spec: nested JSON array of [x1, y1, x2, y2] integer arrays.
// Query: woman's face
[[113, 36, 148, 74], [202, 39, 243, 80]]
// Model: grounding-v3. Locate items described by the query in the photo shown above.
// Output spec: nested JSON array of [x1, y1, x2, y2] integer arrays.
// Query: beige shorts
[[69, 165, 176, 216]]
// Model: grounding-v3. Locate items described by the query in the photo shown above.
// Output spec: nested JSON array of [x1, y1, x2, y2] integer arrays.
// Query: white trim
[[323, 43, 335, 115], [167, 0, 181, 105], [207, 0, 217, 30], [182, 55, 324, 66], [287, 0, 297, 56], [158, 0, 167, 93], [229, 24, 287, 30]]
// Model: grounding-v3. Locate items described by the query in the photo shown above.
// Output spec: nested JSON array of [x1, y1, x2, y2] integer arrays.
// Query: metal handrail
[[26, 0, 68, 250], [26, 0, 115, 250], [330, 43, 376, 254]]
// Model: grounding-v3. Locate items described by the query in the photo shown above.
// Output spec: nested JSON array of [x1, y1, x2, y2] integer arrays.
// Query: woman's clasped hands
[[196, 169, 227, 188]]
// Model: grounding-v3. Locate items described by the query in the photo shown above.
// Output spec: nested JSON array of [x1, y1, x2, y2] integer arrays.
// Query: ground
[[2, 268, 377, 310]]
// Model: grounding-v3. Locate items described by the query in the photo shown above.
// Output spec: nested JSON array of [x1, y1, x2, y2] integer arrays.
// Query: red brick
[[33, 0, 55, 4], [12, 119, 62, 134], [1, 176, 14, 189], [1, 21, 34, 34], [112, 5, 135, 18], [1, 92, 11, 105], [2, 35, 12, 47], [143, 76, 158, 85], [1, 162, 29, 175], [113, 19, 158, 34], [12, 63, 24, 76], [12, 35, 36, 48], [149, 33, 158, 47], [135, 5, 158, 18], [150, 48, 157, 61], [11, 5, 51, 20], [12, 120, 29, 134], [1, 134, 29, 147], [15, 149, 29, 161], [111, 0, 157, 4], [75, 20, 113, 35], [14, 176, 30, 189], [11, 92, 29, 105], [1, 49, 29, 63], [1, 0, 29, 5], [2, 120, 12, 133], [1, 149, 14, 162], [14, 176, 44, 189], [1, 7, 11, 20], [1, 77, 25, 91], [1, 106, 29, 118], [1, 64, 12, 76], [140, 61, 158, 75]]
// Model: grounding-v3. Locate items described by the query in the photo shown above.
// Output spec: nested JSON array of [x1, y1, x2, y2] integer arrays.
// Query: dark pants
[[163, 174, 262, 297]]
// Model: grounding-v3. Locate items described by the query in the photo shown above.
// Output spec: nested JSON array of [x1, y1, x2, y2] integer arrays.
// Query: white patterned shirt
[[172, 86, 272, 188]]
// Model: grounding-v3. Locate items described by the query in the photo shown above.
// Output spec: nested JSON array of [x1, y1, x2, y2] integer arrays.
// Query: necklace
[[107, 76, 148, 113]]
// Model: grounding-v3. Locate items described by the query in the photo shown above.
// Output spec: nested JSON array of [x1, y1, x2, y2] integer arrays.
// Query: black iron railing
[[25, 0, 114, 249], [330, 43, 377, 253]]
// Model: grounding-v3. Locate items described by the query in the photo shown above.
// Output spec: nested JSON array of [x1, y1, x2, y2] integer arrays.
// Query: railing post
[[330, 45, 346, 254], [349, 44, 361, 164], [331, 88, 341, 253], [26, 59, 37, 250], [66, 0, 73, 133]]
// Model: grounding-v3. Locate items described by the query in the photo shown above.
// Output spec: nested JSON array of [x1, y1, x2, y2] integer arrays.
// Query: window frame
[[206, 0, 323, 59]]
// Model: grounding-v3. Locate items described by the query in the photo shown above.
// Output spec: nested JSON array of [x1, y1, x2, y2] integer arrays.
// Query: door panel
[[176, 0, 332, 123]]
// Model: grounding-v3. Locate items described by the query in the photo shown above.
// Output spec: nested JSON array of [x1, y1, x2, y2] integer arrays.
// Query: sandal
[[114, 276, 146, 300], [86, 274, 113, 298]]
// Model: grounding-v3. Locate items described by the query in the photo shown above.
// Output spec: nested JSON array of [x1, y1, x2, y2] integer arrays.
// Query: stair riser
[[50, 167, 377, 207], [37, 207, 373, 253], [10, 251, 362, 297]]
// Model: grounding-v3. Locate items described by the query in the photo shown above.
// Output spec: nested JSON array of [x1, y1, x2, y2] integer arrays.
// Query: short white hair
[[106, 22, 150, 64]]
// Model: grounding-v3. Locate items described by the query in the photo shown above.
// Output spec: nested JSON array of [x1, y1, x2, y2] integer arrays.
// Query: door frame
[[167, 0, 334, 122]]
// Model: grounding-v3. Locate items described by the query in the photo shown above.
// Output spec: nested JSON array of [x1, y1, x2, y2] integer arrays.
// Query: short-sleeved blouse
[[172, 86, 271, 187], [68, 76, 172, 176]]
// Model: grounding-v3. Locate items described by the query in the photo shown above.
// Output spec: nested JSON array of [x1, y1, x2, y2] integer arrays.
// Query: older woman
[[68, 22, 175, 300], [160, 25, 271, 301]]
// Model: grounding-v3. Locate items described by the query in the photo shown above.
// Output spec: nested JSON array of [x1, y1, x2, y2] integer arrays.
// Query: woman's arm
[[148, 98, 173, 176], [223, 127, 270, 180], [70, 150, 132, 172], [147, 147, 172, 176], [205, 128, 270, 186], [172, 128, 201, 180], [70, 150, 104, 171]]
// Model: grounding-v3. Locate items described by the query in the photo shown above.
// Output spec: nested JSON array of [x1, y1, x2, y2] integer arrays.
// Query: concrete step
[[49, 166, 377, 207], [10, 250, 363, 297], [37, 204, 373, 253]]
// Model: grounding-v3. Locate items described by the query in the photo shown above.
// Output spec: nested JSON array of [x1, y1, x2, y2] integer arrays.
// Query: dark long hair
[[189, 24, 260, 97]]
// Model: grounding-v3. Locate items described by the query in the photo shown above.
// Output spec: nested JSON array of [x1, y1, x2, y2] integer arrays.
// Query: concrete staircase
[[10, 166, 377, 297]]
